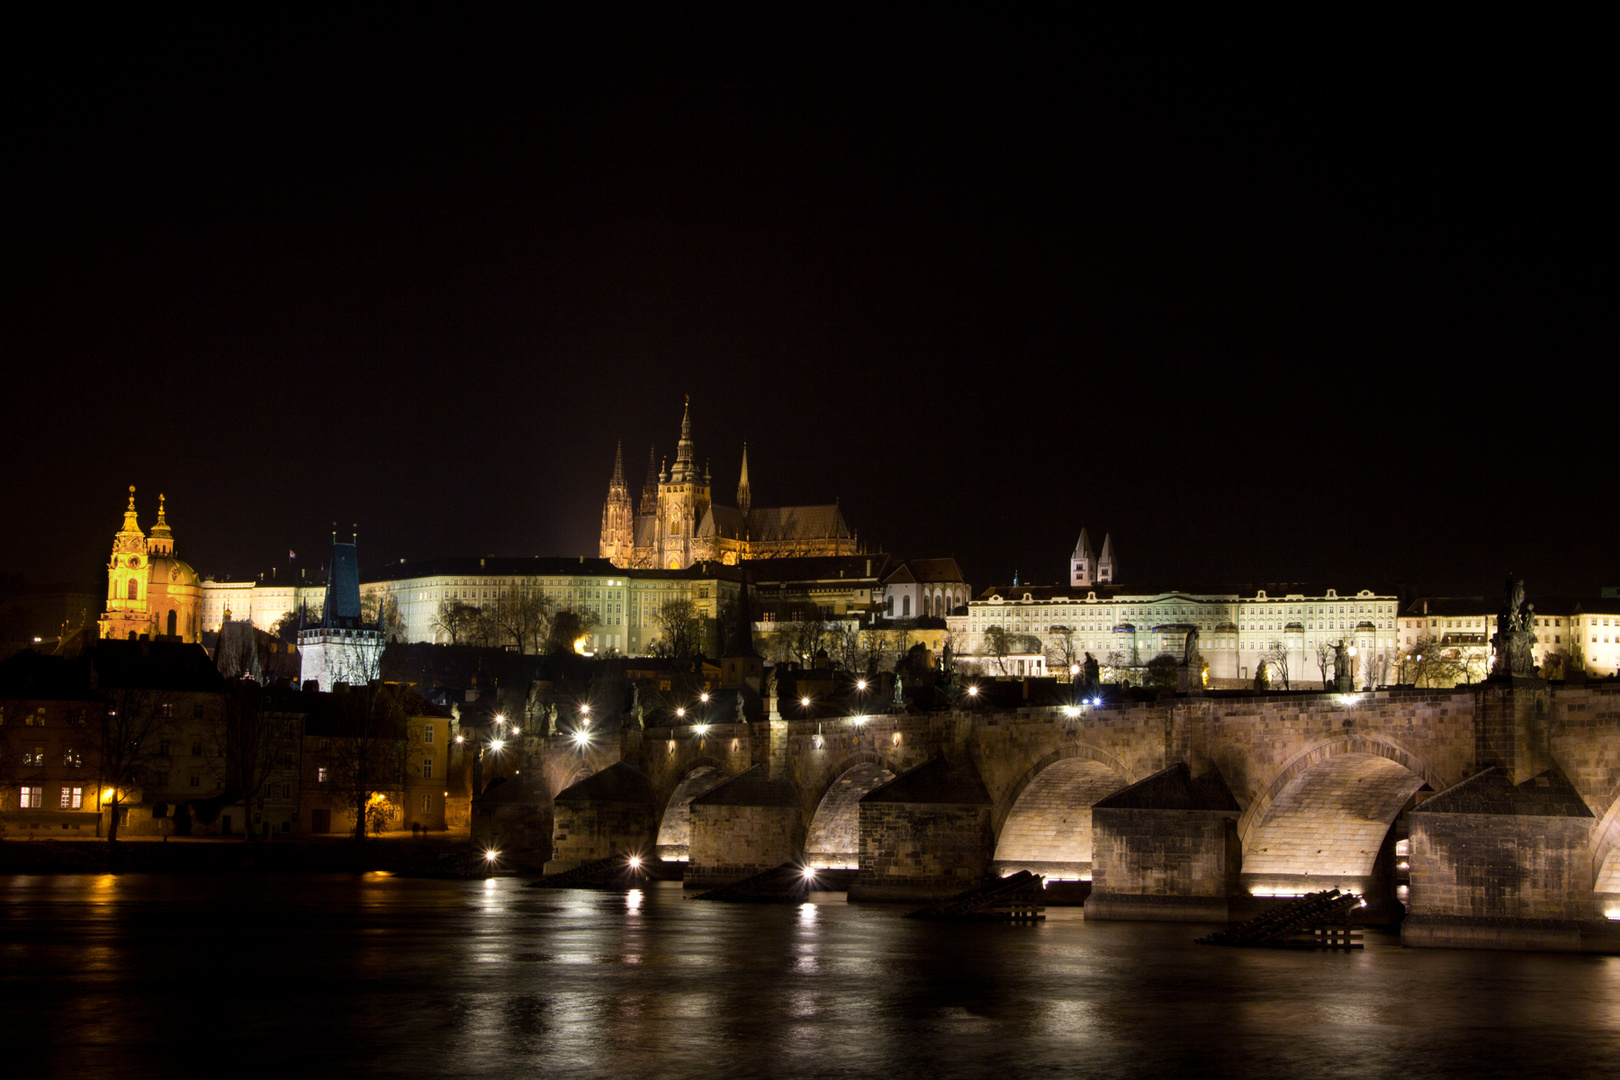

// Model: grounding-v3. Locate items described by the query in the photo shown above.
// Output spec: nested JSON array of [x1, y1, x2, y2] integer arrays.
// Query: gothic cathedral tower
[[599, 441, 635, 566], [654, 397, 710, 569]]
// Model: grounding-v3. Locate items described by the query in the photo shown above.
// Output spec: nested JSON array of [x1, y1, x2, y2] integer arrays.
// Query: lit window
[[317, 767, 328, 783], [421, 793, 431, 813], [60, 786, 83, 809], [19, 786, 43, 808]]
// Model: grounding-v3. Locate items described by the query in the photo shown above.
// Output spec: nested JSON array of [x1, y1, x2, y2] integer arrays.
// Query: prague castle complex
[[600, 399, 857, 570]]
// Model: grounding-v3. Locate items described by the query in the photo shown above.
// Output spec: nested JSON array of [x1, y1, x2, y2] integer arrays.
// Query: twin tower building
[[599, 398, 858, 570]]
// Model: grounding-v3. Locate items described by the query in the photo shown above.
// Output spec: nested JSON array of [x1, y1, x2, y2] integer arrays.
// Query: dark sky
[[4, 14, 1613, 598]]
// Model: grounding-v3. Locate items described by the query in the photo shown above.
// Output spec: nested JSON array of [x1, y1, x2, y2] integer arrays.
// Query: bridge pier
[[544, 761, 657, 874], [1085, 763, 1241, 922], [686, 765, 805, 889], [849, 755, 995, 902], [1403, 763, 1601, 951]]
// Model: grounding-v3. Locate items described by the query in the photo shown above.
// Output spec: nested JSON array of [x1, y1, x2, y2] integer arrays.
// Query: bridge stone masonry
[[518, 679, 1620, 953]]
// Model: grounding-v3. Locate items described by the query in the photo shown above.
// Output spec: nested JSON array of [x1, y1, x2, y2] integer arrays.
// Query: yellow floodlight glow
[[573, 730, 590, 747], [967, 685, 979, 697], [489, 738, 506, 752], [700, 692, 710, 703], [573, 635, 591, 655], [800, 696, 811, 707], [483, 849, 500, 863], [676, 707, 686, 718], [693, 723, 709, 736], [856, 679, 867, 691]]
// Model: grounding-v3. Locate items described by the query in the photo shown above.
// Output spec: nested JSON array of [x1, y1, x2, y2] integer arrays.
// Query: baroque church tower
[[99, 487, 203, 642]]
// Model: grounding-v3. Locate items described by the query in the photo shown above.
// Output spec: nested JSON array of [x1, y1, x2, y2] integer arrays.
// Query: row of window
[[15, 786, 84, 809]]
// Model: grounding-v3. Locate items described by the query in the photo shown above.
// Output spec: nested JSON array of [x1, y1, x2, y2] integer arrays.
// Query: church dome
[[147, 555, 200, 589]]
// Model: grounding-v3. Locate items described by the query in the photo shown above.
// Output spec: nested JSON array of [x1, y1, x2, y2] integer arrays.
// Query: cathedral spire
[[737, 442, 752, 516], [673, 396, 695, 480], [610, 440, 626, 489]]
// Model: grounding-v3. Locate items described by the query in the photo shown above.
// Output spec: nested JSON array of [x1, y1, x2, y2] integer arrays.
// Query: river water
[[3, 873, 1619, 1079]]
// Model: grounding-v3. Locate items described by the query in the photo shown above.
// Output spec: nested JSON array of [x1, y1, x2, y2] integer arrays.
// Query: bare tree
[[827, 621, 864, 672], [211, 682, 301, 842], [486, 588, 555, 653], [316, 684, 408, 842], [982, 626, 1016, 676], [96, 684, 178, 844], [432, 600, 484, 646], [1399, 635, 1464, 688], [1258, 640, 1291, 690], [549, 606, 604, 655], [1045, 625, 1080, 680], [1314, 640, 1335, 689], [361, 592, 407, 643], [648, 599, 703, 659]]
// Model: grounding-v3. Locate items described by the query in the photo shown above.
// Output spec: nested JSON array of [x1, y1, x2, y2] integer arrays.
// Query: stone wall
[[1088, 807, 1240, 921], [852, 802, 994, 901], [687, 804, 803, 888]]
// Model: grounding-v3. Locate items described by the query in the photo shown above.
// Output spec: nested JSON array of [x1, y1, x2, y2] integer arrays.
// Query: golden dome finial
[[150, 492, 173, 538], [127, 485, 137, 510]]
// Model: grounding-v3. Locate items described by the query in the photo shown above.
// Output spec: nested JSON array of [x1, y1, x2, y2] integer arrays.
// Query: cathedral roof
[[696, 503, 852, 543], [633, 516, 657, 547]]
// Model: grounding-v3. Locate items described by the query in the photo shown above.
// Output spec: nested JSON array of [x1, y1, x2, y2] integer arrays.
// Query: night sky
[[5, 14, 1612, 597]]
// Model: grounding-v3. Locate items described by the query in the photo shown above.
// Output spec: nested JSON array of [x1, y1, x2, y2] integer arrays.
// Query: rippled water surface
[[4, 873, 1620, 1078]]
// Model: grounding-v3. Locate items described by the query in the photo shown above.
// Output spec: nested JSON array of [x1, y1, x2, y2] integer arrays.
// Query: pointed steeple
[[737, 442, 752, 516], [640, 446, 659, 512], [1098, 533, 1116, 583], [1071, 528, 1092, 560], [672, 395, 695, 480], [610, 440, 627, 489]]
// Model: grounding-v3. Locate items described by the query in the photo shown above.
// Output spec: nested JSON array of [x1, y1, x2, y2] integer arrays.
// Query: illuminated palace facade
[[600, 399, 858, 570]]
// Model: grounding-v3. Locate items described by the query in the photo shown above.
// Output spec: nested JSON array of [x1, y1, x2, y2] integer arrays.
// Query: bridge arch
[[1238, 735, 1442, 899], [991, 745, 1136, 880], [1583, 784, 1620, 906], [654, 759, 732, 863], [805, 752, 901, 868]]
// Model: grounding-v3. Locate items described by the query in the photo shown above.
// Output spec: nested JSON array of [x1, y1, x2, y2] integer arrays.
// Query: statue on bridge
[[893, 671, 905, 708], [1332, 639, 1353, 692], [735, 691, 747, 724], [1081, 652, 1101, 695], [1492, 575, 1539, 679]]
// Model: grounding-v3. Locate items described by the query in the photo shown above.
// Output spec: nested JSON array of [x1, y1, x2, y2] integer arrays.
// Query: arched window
[[167, 610, 178, 637], [886, 596, 894, 615], [127, 579, 139, 601], [902, 596, 911, 618]]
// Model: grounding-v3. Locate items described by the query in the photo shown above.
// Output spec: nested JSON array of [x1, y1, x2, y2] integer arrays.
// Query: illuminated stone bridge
[[524, 681, 1620, 951]]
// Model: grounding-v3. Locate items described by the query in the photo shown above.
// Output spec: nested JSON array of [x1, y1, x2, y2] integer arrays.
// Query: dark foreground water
[[3, 875, 1619, 1079]]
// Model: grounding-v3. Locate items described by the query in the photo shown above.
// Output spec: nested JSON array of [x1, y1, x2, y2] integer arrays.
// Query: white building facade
[[949, 585, 1402, 688]]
